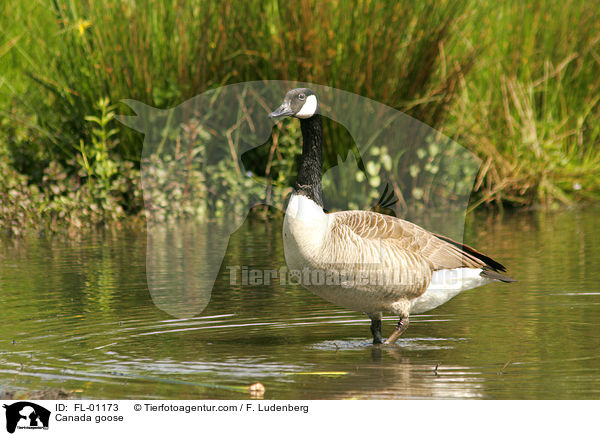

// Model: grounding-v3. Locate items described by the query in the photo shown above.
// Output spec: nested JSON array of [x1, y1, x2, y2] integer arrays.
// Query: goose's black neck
[[294, 114, 323, 207]]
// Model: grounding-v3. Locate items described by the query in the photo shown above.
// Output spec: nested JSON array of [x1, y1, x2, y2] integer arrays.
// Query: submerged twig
[[498, 359, 512, 375]]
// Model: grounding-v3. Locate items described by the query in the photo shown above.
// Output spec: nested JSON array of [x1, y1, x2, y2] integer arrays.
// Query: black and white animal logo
[[3, 402, 50, 433]]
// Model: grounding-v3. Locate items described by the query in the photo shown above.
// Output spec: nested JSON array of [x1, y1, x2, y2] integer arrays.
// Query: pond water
[[1, 208, 599, 400]]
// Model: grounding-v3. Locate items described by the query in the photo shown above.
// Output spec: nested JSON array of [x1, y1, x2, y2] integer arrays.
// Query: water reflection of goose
[[341, 352, 483, 400], [269, 88, 515, 345]]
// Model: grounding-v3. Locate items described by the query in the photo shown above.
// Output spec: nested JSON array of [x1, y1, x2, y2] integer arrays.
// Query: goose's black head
[[269, 88, 319, 120]]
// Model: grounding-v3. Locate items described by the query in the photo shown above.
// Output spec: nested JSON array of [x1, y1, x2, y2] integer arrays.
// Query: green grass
[[0, 0, 599, 232], [450, 1, 600, 208]]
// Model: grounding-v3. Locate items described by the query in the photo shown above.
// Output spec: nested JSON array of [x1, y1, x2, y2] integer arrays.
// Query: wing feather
[[329, 210, 504, 272]]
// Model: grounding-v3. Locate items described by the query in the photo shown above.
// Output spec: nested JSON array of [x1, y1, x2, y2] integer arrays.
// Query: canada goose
[[269, 88, 515, 345]]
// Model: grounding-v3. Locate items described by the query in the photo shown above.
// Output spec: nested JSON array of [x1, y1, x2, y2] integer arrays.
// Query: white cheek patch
[[295, 95, 318, 119]]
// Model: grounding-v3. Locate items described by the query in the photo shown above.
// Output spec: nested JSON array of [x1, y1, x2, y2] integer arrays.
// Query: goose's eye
[[299, 93, 306, 101]]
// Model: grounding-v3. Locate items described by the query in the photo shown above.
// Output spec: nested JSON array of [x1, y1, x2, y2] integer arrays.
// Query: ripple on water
[[311, 336, 466, 351]]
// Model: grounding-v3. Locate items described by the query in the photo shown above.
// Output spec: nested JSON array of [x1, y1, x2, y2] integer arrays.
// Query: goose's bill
[[269, 104, 294, 119]]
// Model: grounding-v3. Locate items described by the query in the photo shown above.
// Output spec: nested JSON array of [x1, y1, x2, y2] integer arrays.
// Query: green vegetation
[[451, 2, 600, 209], [1, 0, 599, 233]]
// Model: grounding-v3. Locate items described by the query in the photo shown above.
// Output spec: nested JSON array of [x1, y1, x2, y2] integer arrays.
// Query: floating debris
[[249, 382, 266, 399]]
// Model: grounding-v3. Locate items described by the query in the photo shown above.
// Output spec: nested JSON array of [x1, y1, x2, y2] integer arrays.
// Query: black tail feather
[[434, 233, 507, 272]]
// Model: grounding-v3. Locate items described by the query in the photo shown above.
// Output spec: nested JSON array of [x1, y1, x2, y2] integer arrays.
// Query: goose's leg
[[384, 316, 410, 345], [368, 312, 383, 344]]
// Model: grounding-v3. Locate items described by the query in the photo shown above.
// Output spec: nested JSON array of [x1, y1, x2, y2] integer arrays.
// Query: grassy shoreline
[[1, 0, 599, 233]]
